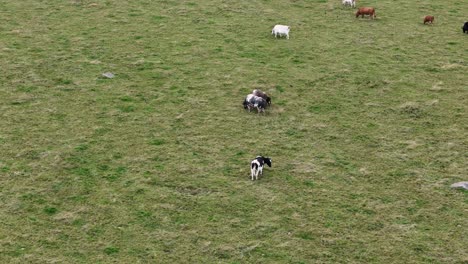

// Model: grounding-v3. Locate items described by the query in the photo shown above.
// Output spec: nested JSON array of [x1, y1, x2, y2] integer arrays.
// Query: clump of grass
[[104, 247, 119, 255], [400, 102, 424, 118], [43, 207, 58, 215]]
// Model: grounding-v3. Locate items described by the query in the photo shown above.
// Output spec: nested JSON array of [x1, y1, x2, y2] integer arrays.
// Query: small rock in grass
[[102, 72, 115, 79], [450, 182, 468, 190]]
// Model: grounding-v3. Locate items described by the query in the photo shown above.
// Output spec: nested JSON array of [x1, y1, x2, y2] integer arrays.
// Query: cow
[[342, 0, 355, 8], [272, 25, 290, 39], [356, 7, 376, 19], [424, 16, 434, 24], [463, 22, 468, 34], [250, 156, 272, 180], [253, 89, 271, 106], [243, 94, 267, 113]]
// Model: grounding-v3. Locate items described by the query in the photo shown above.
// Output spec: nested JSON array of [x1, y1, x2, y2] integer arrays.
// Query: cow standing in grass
[[250, 156, 272, 180], [342, 0, 355, 8], [272, 25, 290, 39], [424, 16, 434, 24], [356, 7, 376, 19], [243, 94, 267, 113], [463, 22, 468, 33]]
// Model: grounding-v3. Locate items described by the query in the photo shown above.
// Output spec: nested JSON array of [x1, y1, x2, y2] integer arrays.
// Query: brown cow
[[423, 16, 434, 24], [356, 7, 376, 19], [253, 89, 271, 106]]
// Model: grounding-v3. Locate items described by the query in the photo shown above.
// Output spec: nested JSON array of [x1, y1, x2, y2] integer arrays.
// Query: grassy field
[[1, 0, 467, 263]]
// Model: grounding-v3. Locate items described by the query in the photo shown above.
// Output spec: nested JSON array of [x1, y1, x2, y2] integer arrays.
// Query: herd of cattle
[[245, 0, 467, 180], [243, 2, 468, 114]]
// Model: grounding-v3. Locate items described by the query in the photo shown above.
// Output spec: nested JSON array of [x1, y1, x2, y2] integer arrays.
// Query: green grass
[[1, 0, 467, 263]]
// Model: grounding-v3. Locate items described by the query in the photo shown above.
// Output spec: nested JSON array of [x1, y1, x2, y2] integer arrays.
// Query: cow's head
[[264, 158, 272, 167]]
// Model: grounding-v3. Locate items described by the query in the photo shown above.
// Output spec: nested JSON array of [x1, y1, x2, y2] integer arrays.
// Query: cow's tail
[[251, 163, 258, 171]]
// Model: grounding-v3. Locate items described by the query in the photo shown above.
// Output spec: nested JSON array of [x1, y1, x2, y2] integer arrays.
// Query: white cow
[[271, 25, 290, 39], [342, 0, 355, 7]]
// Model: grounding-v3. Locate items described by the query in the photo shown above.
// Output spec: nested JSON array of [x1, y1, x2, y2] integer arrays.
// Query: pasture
[[0, 0, 467, 262]]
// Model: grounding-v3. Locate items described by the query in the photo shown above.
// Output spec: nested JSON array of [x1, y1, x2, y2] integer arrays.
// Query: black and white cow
[[463, 22, 468, 34], [243, 94, 267, 113], [250, 156, 272, 180]]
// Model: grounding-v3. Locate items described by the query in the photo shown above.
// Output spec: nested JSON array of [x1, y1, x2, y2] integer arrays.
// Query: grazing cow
[[272, 25, 290, 39], [250, 156, 272, 180], [243, 94, 267, 113], [342, 0, 355, 8], [424, 16, 434, 24], [356, 7, 376, 19], [253, 89, 271, 106], [463, 22, 468, 33]]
